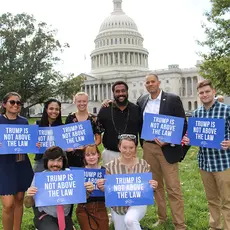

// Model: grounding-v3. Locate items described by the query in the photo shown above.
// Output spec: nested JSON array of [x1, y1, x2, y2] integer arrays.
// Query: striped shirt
[[194, 101, 230, 172], [105, 158, 150, 215]]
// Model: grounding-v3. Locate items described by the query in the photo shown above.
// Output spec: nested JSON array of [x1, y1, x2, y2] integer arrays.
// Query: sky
[[1, 0, 211, 75]]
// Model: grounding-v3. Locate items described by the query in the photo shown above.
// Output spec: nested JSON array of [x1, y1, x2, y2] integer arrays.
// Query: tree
[[198, 0, 230, 94], [0, 13, 68, 116], [57, 74, 84, 102]]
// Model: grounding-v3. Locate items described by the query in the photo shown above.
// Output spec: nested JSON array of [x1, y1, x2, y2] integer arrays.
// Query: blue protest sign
[[104, 173, 154, 207], [38, 127, 55, 153], [188, 117, 225, 149], [0, 124, 39, 154], [52, 120, 94, 149], [141, 113, 185, 144], [70, 167, 105, 197], [34, 170, 86, 207]]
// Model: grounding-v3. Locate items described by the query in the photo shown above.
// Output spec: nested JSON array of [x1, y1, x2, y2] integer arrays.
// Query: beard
[[114, 95, 128, 106]]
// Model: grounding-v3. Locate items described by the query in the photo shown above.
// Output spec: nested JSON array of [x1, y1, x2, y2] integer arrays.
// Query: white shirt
[[143, 90, 162, 116]]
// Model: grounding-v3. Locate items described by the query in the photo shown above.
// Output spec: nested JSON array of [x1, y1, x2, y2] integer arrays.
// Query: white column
[[85, 85, 87, 94], [102, 84, 104, 100], [191, 77, 194, 96], [98, 55, 100, 67], [106, 84, 109, 99], [118, 52, 120, 65], [137, 53, 140, 65], [108, 53, 110, 66], [98, 84, 101, 101], [128, 52, 130, 65], [123, 52, 125, 64], [103, 54, 105, 66], [185, 78, 188, 97], [89, 85, 92, 101], [113, 53, 115, 65], [93, 84, 96, 101]]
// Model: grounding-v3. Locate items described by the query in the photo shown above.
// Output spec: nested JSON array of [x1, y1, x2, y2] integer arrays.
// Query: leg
[[102, 149, 120, 165], [65, 215, 74, 230], [200, 170, 222, 230], [160, 156, 186, 230], [214, 168, 230, 230], [111, 208, 126, 230], [143, 142, 167, 222], [13, 192, 25, 230], [1, 195, 15, 230], [37, 215, 59, 230], [124, 205, 147, 230]]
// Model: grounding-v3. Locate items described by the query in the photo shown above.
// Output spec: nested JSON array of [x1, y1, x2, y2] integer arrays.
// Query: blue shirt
[[193, 101, 230, 172]]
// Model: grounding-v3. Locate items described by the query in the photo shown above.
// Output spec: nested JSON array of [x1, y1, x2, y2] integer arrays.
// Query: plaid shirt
[[193, 100, 230, 172]]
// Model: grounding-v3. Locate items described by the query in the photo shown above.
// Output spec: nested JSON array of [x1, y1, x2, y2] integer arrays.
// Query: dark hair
[[197, 79, 213, 90], [0, 92, 22, 114], [112, 81, 129, 92], [83, 145, 101, 166], [146, 73, 159, 80], [39, 98, 62, 127], [43, 146, 68, 170]]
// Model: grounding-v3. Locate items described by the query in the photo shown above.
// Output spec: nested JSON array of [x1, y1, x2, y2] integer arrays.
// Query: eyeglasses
[[119, 134, 136, 140], [7, 100, 22, 106]]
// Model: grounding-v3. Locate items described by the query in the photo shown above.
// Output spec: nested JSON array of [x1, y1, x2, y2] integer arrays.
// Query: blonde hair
[[73, 92, 88, 104]]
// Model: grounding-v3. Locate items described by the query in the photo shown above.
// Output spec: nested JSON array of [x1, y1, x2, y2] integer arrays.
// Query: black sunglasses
[[119, 134, 136, 140], [7, 100, 22, 106]]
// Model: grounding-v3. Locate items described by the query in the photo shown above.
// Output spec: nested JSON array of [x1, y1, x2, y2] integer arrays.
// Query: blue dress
[[0, 115, 34, 195]]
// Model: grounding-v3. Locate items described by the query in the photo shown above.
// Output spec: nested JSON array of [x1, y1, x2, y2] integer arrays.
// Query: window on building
[[188, 101, 192, 110]]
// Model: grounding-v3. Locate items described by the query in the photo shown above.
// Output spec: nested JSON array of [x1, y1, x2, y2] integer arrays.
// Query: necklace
[[111, 104, 130, 138]]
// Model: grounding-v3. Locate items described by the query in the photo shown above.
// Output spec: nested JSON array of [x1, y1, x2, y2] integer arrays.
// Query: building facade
[[81, 0, 202, 114]]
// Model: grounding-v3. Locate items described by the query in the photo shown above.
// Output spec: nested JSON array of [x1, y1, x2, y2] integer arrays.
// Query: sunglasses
[[7, 100, 22, 106], [119, 134, 136, 140]]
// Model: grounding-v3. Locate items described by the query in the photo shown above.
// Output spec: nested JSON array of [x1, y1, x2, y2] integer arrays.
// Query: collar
[[201, 99, 218, 111], [148, 90, 162, 101], [112, 100, 129, 110]]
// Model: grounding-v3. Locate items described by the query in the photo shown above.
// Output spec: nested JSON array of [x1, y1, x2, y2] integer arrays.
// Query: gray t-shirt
[[31, 169, 71, 217]]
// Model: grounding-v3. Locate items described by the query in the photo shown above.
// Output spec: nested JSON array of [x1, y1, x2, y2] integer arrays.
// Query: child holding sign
[[76, 145, 109, 230], [97, 134, 158, 230], [25, 146, 94, 230], [0, 92, 34, 230]]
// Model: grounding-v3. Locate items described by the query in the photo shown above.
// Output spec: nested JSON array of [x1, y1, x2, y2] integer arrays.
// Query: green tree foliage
[[198, 0, 230, 94], [57, 74, 84, 102], [0, 13, 68, 115]]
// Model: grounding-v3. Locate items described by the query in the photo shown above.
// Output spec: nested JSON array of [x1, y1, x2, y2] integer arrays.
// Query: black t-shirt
[[97, 101, 141, 152]]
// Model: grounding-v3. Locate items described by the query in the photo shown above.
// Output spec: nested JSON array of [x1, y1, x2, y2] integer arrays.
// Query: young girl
[[97, 134, 158, 230], [0, 92, 35, 230], [65, 92, 103, 167], [76, 145, 109, 230], [34, 98, 63, 173]]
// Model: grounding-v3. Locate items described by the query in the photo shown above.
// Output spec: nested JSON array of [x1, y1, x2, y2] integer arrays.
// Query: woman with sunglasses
[[65, 92, 103, 168], [34, 98, 63, 173], [76, 145, 109, 230], [0, 92, 34, 230], [97, 134, 158, 230]]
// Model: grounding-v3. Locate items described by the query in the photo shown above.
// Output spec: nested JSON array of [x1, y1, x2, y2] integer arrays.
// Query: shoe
[[152, 220, 166, 227]]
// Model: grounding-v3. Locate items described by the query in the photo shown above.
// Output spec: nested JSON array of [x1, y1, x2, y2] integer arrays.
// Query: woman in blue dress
[[0, 92, 34, 230]]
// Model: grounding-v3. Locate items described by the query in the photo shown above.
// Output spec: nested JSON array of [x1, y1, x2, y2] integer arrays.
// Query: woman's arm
[[94, 133, 101, 146]]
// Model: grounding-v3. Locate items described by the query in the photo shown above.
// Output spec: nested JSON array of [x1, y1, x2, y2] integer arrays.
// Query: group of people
[[0, 74, 229, 230]]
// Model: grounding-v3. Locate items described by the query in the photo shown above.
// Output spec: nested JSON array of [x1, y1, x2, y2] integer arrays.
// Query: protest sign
[[34, 170, 86, 207], [38, 127, 55, 153], [141, 113, 185, 144], [70, 167, 105, 197], [0, 124, 39, 154], [188, 117, 225, 149], [104, 173, 154, 207], [53, 120, 94, 149]]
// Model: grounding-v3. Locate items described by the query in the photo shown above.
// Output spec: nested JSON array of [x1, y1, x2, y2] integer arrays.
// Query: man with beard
[[97, 81, 141, 165]]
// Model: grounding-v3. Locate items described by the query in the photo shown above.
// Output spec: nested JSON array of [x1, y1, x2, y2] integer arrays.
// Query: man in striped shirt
[[184, 79, 230, 230]]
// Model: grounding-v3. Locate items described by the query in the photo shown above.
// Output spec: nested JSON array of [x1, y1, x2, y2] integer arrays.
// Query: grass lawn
[[0, 119, 209, 229]]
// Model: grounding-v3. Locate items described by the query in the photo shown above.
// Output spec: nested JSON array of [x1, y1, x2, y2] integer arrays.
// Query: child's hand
[[27, 187, 38, 197], [149, 180, 158, 189], [84, 182, 94, 193]]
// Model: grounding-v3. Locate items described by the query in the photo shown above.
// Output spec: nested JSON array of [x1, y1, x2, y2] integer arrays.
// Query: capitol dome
[[90, 0, 149, 75]]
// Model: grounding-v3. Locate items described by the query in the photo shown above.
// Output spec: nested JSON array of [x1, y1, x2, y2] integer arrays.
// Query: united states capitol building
[[30, 0, 204, 116], [80, 0, 203, 115]]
